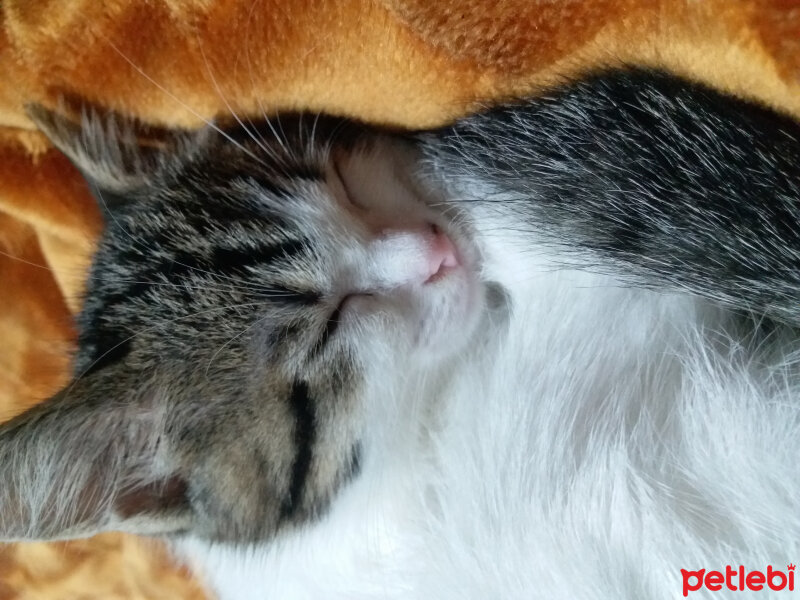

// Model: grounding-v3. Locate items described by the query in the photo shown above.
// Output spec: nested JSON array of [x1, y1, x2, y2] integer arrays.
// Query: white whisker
[[67, 301, 267, 391], [101, 37, 263, 164]]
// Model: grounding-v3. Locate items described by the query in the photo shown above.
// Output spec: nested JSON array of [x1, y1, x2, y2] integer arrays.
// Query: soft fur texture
[[176, 73, 798, 599], [2, 1, 800, 598], [3, 67, 800, 600]]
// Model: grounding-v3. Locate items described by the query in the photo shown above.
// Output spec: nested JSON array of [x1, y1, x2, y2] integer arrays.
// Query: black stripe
[[211, 238, 306, 274], [111, 240, 316, 304], [101, 250, 208, 308], [281, 380, 316, 520]]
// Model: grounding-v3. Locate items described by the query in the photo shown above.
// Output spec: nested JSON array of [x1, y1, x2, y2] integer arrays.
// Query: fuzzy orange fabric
[[0, 1, 799, 598]]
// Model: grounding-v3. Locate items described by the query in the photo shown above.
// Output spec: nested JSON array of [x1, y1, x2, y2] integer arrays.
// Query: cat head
[[0, 107, 485, 543]]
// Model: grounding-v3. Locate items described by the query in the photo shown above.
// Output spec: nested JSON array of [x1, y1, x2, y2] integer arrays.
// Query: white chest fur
[[180, 210, 800, 600]]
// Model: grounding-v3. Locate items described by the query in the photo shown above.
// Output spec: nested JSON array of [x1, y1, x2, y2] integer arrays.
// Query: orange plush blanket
[[0, 1, 798, 597]]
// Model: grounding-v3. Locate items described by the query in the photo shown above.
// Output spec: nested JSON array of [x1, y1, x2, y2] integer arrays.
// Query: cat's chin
[[346, 261, 483, 363], [405, 262, 484, 360]]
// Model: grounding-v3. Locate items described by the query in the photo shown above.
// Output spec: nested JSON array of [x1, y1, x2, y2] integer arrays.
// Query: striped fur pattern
[[0, 111, 481, 543], [2, 68, 800, 598]]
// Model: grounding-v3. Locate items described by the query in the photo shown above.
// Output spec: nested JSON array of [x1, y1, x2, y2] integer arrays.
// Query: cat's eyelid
[[311, 292, 374, 357], [309, 297, 347, 358]]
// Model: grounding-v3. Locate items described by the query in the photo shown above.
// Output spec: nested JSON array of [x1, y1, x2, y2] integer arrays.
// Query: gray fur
[[1, 111, 375, 542], [3, 67, 800, 550], [420, 69, 800, 325]]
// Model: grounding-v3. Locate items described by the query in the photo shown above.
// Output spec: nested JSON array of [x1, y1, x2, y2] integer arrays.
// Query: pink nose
[[425, 224, 460, 283], [365, 223, 461, 289]]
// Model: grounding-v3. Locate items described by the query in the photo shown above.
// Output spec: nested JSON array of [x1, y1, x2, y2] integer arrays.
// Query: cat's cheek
[[338, 274, 484, 362], [337, 295, 415, 355]]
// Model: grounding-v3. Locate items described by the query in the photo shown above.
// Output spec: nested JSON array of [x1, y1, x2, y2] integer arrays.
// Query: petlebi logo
[[681, 564, 795, 596]]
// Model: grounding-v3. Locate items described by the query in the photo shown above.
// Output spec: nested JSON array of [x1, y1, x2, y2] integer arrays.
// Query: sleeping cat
[[2, 68, 800, 598]]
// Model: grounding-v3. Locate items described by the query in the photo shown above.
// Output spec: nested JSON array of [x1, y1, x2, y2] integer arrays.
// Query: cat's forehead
[[146, 122, 372, 228], [201, 114, 371, 177]]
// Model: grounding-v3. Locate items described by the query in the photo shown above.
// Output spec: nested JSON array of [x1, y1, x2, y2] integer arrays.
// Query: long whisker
[[66, 302, 267, 394], [0, 248, 53, 271], [100, 37, 263, 164], [80, 279, 302, 299], [204, 314, 270, 377], [240, 6, 284, 164], [239, 0, 299, 169], [0, 247, 301, 305], [239, 0, 272, 150], [193, 26, 275, 160], [274, 113, 295, 163]]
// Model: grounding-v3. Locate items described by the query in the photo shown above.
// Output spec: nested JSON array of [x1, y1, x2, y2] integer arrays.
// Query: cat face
[[0, 109, 483, 543]]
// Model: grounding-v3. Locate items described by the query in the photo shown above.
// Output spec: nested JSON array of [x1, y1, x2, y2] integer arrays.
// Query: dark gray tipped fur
[[1, 110, 373, 543], [3, 68, 800, 546], [422, 68, 800, 325]]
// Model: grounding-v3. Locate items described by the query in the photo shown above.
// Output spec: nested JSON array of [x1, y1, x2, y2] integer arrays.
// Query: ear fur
[[26, 103, 210, 203], [0, 370, 192, 541], [1, 107, 212, 540]]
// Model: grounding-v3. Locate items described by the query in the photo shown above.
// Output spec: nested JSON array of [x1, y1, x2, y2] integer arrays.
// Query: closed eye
[[323, 301, 345, 342], [309, 296, 349, 358], [309, 293, 371, 358]]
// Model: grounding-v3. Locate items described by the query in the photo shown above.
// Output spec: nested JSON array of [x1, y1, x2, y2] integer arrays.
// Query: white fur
[[177, 180, 800, 599]]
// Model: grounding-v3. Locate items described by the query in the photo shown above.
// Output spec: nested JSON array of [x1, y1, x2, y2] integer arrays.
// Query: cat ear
[[0, 371, 191, 541], [26, 103, 210, 204]]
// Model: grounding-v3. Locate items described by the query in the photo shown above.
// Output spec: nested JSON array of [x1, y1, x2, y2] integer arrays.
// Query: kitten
[[2, 68, 800, 599]]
